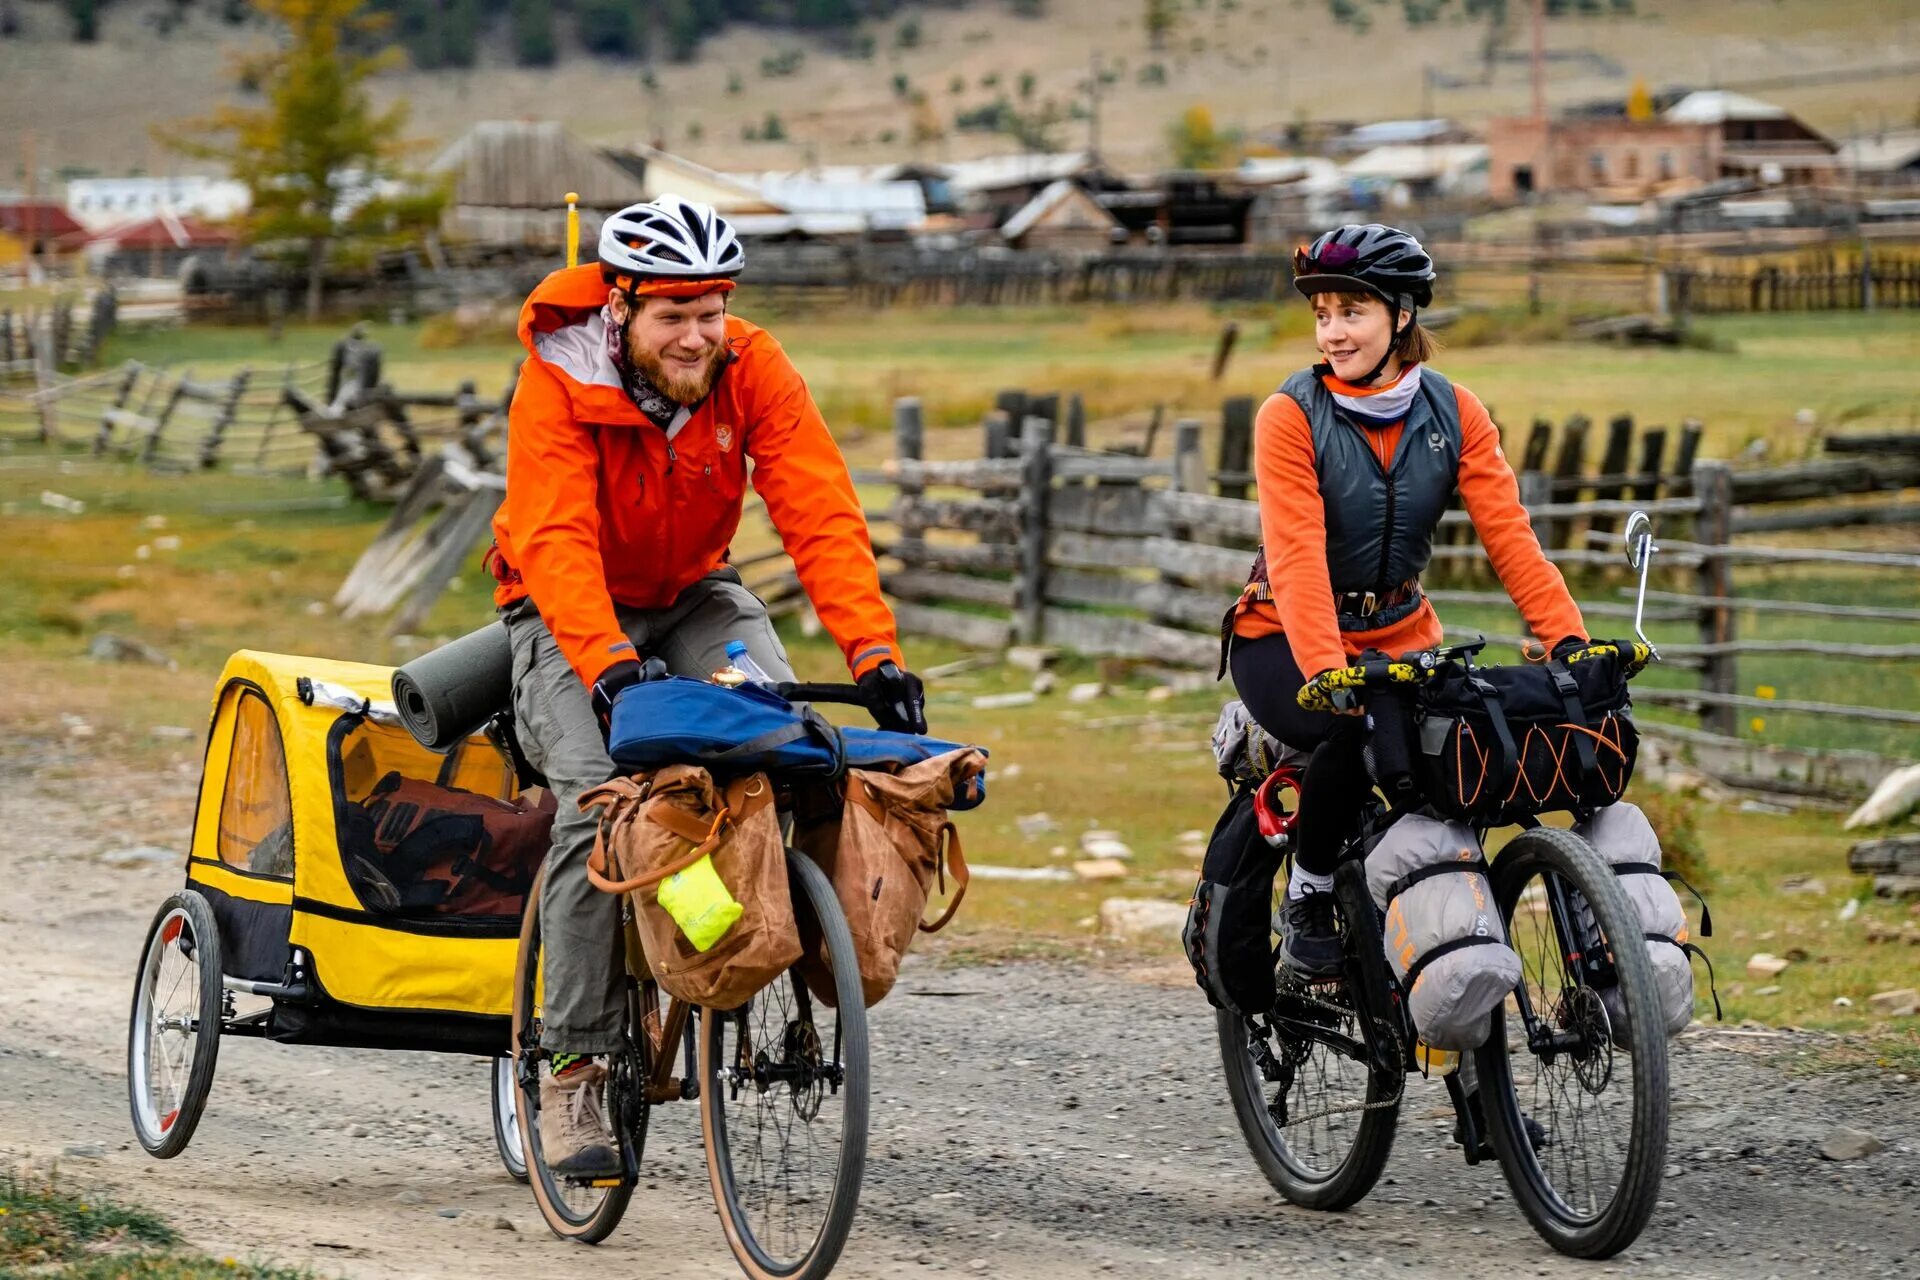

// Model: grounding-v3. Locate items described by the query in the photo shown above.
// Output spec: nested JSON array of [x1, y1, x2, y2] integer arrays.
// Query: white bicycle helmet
[[598, 195, 745, 289]]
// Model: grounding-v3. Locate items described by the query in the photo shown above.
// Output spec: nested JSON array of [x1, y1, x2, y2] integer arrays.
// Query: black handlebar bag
[[1370, 652, 1639, 825]]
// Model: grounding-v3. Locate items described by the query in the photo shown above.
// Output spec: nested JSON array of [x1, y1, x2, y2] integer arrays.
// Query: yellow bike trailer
[[127, 649, 543, 1176]]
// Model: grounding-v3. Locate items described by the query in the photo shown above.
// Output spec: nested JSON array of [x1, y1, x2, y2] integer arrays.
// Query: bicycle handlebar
[[1294, 640, 1654, 714], [774, 681, 871, 707]]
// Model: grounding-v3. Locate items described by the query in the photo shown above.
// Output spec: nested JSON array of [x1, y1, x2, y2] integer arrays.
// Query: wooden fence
[[1665, 258, 1920, 314], [866, 397, 1920, 799], [5, 331, 516, 502]]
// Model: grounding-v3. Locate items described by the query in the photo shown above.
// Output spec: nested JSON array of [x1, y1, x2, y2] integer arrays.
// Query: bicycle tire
[[1474, 825, 1668, 1259], [512, 864, 636, 1244], [701, 848, 870, 1280], [1217, 860, 1399, 1210], [128, 890, 224, 1159], [491, 1056, 529, 1183]]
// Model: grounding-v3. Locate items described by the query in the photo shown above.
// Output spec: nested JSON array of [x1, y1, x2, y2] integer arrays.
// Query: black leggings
[[1228, 631, 1373, 877]]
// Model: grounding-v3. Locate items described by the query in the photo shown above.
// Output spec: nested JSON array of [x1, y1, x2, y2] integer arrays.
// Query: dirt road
[[2, 733, 1916, 1279]]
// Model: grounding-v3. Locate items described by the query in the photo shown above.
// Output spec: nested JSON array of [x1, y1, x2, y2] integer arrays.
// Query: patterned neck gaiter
[[605, 307, 680, 430]]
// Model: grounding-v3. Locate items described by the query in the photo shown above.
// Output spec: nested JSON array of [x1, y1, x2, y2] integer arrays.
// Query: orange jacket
[[491, 265, 901, 688], [1233, 367, 1585, 679]]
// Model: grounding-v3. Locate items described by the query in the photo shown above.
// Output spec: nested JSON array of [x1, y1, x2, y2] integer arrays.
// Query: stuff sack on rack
[[1364, 812, 1522, 1051], [1572, 802, 1717, 1038]]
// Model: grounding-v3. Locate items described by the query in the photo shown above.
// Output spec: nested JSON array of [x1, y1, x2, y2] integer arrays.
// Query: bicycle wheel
[[1474, 825, 1668, 1259], [128, 890, 224, 1158], [512, 864, 637, 1244], [491, 1056, 528, 1183], [701, 849, 869, 1280], [1217, 859, 1400, 1211]]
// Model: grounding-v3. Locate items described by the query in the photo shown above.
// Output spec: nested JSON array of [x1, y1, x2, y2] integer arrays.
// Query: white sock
[[1287, 864, 1335, 902]]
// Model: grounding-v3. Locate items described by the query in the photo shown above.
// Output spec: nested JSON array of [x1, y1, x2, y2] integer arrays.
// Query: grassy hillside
[[3, 0, 1917, 185]]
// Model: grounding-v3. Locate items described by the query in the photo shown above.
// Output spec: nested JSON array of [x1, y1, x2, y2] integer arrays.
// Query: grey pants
[[502, 568, 796, 1053]]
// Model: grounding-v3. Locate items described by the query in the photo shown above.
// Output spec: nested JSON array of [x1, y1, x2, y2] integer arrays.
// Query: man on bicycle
[[490, 196, 926, 1177], [1224, 223, 1587, 978]]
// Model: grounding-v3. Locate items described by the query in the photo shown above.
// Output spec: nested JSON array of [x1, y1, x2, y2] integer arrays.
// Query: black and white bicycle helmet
[[1292, 223, 1435, 312], [598, 195, 745, 291]]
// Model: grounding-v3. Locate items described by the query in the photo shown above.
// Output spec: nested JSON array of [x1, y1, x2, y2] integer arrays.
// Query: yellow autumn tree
[[1627, 77, 1654, 123], [160, 0, 440, 320], [1169, 104, 1236, 170]]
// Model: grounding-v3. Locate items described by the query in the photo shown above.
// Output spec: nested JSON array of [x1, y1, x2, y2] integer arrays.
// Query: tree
[[1626, 76, 1653, 123], [1144, 0, 1176, 50], [511, 0, 555, 66], [160, 0, 439, 320], [1168, 103, 1236, 170], [577, 0, 638, 56]]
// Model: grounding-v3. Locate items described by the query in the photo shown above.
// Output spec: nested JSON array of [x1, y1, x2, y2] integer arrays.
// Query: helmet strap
[[1352, 304, 1404, 386]]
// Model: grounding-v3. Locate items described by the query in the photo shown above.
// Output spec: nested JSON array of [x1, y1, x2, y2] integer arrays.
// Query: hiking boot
[[538, 1062, 621, 1180], [1455, 1088, 1549, 1159], [1277, 884, 1344, 979]]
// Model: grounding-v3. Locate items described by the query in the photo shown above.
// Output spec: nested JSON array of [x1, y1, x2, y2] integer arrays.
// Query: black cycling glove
[[857, 661, 927, 735], [590, 659, 645, 730]]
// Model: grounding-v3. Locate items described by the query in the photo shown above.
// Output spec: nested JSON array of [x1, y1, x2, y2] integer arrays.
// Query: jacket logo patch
[[715, 425, 735, 452]]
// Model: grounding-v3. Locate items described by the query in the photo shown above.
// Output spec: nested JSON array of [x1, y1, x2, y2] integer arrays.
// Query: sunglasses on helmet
[[1295, 241, 1361, 273]]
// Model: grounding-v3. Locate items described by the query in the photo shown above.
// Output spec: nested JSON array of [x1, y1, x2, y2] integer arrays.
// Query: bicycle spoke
[[1508, 868, 1632, 1223]]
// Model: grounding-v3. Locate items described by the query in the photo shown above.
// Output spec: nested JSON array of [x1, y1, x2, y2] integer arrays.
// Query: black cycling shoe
[[1277, 885, 1344, 979], [1455, 1087, 1549, 1158]]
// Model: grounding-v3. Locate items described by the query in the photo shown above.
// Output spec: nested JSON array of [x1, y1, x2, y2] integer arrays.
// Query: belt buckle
[[1360, 590, 1377, 617]]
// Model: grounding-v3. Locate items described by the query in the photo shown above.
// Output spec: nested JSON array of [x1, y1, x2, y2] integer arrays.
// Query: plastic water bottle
[[724, 639, 774, 688]]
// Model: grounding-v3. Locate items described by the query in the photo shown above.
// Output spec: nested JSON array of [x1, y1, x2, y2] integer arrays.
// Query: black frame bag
[[1370, 649, 1639, 826], [1183, 784, 1286, 1017]]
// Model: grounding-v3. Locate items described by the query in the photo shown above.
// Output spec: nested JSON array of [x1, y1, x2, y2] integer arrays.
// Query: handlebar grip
[[775, 681, 871, 707]]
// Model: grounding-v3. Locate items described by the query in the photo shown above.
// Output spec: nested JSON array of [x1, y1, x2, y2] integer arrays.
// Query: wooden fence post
[[1172, 419, 1205, 494], [893, 395, 924, 488], [1693, 460, 1738, 737], [1217, 395, 1255, 500], [1016, 414, 1055, 644], [1633, 426, 1667, 502], [1548, 413, 1589, 548], [1519, 470, 1552, 548], [983, 409, 1010, 464], [200, 368, 251, 469], [96, 361, 140, 454], [1590, 413, 1633, 539], [32, 315, 58, 443], [1064, 392, 1086, 449], [1669, 419, 1702, 496], [993, 390, 1027, 456]]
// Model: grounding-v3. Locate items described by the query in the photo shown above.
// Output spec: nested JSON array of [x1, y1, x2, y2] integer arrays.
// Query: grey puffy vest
[[1277, 366, 1463, 594]]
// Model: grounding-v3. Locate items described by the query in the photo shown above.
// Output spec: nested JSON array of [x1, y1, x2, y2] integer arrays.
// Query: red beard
[[631, 343, 723, 405]]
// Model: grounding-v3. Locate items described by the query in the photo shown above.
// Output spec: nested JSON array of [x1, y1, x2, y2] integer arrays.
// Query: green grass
[[0, 1169, 310, 1279]]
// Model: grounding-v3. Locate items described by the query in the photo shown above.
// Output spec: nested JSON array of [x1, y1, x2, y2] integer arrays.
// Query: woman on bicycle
[[1225, 223, 1587, 977]]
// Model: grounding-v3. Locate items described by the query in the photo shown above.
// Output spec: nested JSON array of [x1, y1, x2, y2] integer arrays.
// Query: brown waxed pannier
[[793, 747, 984, 1007], [581, 765, 798, 1010]]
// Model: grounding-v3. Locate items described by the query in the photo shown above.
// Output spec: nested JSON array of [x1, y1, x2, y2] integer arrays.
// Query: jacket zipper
[[1375, 455, 1396, 594], [1347, 410, 1398, 595]]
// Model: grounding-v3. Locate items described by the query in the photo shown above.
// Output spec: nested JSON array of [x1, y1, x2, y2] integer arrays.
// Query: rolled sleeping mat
[[392, 621, 514, 752]]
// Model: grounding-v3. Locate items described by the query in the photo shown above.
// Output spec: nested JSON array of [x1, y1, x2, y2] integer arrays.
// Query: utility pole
[[1530, 0, 1545, 124], [22, 130, 37, 280], [1088, 50, 1103, 166]]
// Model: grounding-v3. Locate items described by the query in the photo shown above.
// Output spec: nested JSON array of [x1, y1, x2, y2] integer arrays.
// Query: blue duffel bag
[[605, 677, 987, 809]]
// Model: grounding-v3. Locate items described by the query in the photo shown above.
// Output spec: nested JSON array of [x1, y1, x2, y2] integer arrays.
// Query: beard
[[630, 341, 724, 406]]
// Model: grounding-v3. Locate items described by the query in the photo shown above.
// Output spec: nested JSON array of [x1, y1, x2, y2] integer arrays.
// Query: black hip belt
[[1333, 580, 1423, 631]]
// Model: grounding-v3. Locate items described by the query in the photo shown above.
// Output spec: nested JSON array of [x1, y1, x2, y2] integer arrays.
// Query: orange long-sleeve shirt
[[1233, 368, 1585, 680]]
